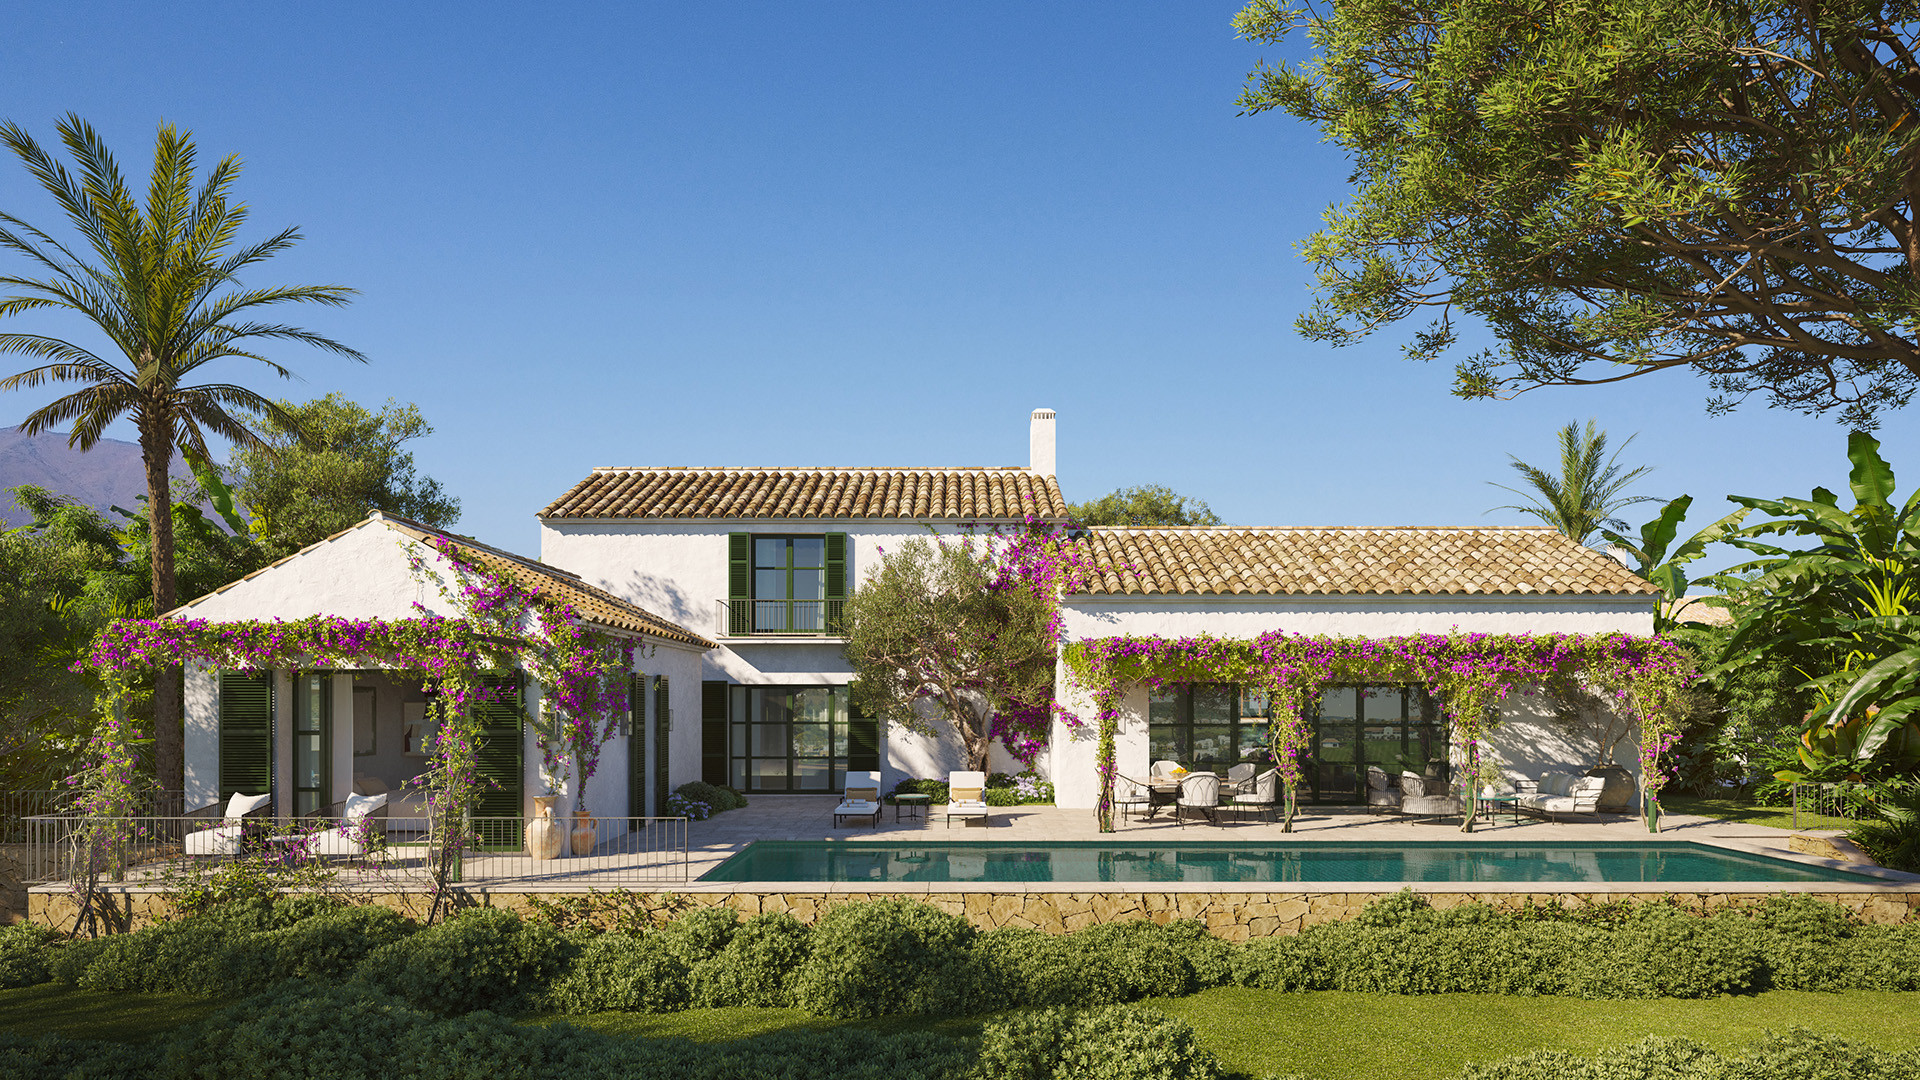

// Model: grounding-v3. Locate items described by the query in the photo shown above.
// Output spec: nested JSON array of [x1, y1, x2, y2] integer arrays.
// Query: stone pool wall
[[30, 886, 1920, 938]]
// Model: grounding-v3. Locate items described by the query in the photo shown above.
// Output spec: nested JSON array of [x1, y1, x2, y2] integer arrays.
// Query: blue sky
[[0, 3, 1896, 566]]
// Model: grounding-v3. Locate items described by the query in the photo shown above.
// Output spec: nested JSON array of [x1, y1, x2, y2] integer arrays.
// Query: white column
[[183, 663, 219, 813]]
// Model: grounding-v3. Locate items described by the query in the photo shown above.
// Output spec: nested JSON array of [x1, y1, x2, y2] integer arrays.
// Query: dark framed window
[[726, 685, 879, 792], [292, 672, 332, 817], [1147, 684, 1272, 776], [726, 533, 849, 635], [1307, 685, 1447, 803]]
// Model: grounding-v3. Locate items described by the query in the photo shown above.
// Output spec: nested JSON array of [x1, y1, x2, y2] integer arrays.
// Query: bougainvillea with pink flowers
[[79, 535, 643, 921], [1064, 630, 1691, 833]]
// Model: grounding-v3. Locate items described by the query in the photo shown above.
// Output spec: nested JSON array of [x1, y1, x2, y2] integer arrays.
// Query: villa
[[174, 408, 1660, 823]]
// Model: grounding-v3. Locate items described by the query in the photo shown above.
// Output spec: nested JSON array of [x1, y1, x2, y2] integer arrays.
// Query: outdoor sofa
[[298, 791, 390, 859], [1515, 772, 1606, 821]]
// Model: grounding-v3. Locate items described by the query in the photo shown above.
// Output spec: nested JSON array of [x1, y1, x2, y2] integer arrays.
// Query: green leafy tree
[[0, 116, 362, 788], [1713, 431, 1920, 767], [1601, 495, 1750, 631], [1489, 420, 1657, 545], [1069, 485, 1222, 527], [0, 487, 138, 789], [1237, 1, 1920, 427], [230, 393, 460, 560], [841, 538, 1056, 772]]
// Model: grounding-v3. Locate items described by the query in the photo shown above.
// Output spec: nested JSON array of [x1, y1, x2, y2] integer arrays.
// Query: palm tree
[[0, 115, 363, 791], [1489, 419, 1657, 545]]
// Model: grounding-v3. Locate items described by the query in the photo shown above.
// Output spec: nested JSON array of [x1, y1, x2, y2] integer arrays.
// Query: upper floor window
[[725, 532, 848, 635]]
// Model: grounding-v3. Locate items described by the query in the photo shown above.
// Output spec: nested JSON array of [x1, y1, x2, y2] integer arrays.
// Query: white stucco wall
[[175, 519, 463, 624], [1049, 592, 1658, 809], [184, 663, 219, 813], [541, 518, 1014, 791]]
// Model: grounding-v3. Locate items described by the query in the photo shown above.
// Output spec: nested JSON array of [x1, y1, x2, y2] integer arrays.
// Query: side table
[[1476, 794, 1526, 826], [893, 793, 931, 823]]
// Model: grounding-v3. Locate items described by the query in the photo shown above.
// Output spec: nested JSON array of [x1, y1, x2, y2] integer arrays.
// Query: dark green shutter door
[[653, 674, 671, 816], [218, 672, 274, 806], [844, 683, 880, 773], [701, 680, 729, 785], [728, 533, 751, 635], [825, 532, 848, 632], [472, 673, 524, 847], [627, 674, 645, 818]]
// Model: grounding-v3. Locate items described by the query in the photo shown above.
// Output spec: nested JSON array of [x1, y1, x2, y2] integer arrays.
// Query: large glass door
[[292, 673, 331, 817], [1309, 685, 1446, 802], [728, 686, 879, 792]]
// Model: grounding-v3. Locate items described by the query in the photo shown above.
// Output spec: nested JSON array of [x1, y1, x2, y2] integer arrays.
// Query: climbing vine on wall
[[1063, 631, 1691, 833], [79, 534, 639, 921]]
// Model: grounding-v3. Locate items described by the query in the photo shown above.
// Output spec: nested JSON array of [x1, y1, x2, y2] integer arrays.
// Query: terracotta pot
[[526, 795, 563, 861], [570, 808, 598, 856]]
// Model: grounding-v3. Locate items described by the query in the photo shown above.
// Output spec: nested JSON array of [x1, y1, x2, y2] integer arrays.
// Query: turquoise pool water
[[698, 840, 1877, 885]]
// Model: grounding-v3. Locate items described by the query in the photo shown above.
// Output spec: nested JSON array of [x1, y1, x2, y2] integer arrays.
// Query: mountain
[[0, 428, 191, 528]]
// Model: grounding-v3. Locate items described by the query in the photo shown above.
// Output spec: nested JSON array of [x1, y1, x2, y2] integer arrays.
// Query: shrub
[[693, 912, 812, 1008], [792, 899, 982, 1018], [0, 924, 57, 989], [893, 778, 950, 804], [160, 981, 977, 1080], [977, 926, 1111, 1007], [655, 903, 739, 965], [540, 931, 691, 1013], [1738, 894, 1857, 991], [1844, 923, 1920, 991], [973, 1005, 1223, 1080], [272, 905, 416, 982], [353, 908, 574, 1015], [1561, 904, 1763, 998], [0, 1032, 156, 1080], [1072, 920, 1204, 999], [1459, 1029, 1920, 1080], [62, 927, 163, 992], [674, 781, 745, 816], [1228, 932, 1331, 992]]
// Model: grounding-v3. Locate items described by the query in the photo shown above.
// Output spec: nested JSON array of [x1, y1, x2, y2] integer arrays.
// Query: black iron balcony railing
[[718, 598, 846, 636]]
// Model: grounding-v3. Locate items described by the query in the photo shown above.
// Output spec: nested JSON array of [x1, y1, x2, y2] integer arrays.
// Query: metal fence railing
[[1, 790, 185, 843], [717, 598, 845, 637], [1791, 782, 1873, 830], [21, 812, 689, 887]]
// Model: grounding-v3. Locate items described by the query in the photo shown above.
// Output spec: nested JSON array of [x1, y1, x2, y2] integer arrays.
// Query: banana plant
[[1711, 432, 1920, 765], [1600, 495, 1748, 632]]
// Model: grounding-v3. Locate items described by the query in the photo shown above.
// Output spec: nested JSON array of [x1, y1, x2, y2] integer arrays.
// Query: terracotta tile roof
[[540, 467, 1068, 521], [1667, 596, 1735, 627], [1073, 526, 1661, 597], [170, 514, 714, 650]]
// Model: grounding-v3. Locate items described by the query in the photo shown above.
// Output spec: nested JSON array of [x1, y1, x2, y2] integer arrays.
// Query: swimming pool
[[699, 840, 1877, 885]]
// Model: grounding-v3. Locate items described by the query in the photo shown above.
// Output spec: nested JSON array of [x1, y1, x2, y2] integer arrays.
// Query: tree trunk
[[143, 428, 183, 794]]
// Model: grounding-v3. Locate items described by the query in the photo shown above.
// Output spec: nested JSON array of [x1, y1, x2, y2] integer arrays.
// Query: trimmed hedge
[[353, 908, 571, 1015], [1461, 1030, 1920, 1080], [792, 898, 984, 1018]]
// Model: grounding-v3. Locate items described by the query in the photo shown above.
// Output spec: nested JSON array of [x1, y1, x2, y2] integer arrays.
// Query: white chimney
[[1029, 408, 1056, 476]]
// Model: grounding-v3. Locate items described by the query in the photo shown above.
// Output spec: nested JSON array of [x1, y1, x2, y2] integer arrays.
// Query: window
[[1147, 684, 1271, 776], [1308, 685, 1447, 803], [726, 685, 879, 792], [726, 533, 848, 635], [292, 673, 331, 817]]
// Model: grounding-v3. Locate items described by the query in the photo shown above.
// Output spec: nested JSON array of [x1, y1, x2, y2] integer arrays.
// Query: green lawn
[[1149, 988, 1920, 1080], [1663, 795, 1854, 832], [6, 983, 1917, 1080]]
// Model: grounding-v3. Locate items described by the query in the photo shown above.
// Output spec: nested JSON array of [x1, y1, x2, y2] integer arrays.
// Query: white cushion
[[225, 792, 271, 822], [307, 827, 363, 856], [185, 824, 242, 856], [835, 799, 879, 813], [343, 792, 388, 822]]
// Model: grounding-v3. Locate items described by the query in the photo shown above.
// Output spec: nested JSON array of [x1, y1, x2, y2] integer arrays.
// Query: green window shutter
[[218, 672, 274, 806], [825, 532, 848, 633], [472, 672, 525, 847], [843, 683, 881, 773], [628, 674, 646, 819], [653, 674, 671, 817], [728, 533, 751, 635], [701, 680, 728, 785]]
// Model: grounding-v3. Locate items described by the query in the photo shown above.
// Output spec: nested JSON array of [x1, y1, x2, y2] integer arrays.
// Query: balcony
[[717, 598, 846, 637]]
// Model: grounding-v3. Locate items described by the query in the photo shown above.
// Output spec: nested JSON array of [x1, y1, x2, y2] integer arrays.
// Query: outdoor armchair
[[1232, 768, 1278, 822], [1150, 760, 1181, 780], [1225, 763, 1257, 792], [1175, 772, 1220, 826], [834, 770, 884, 828], [184, 791, 271, 857], [1365, 766, 1402, 814], [1112, 774, 1152, 824], [944, 770, 990, 828], [1397, 772, 1462, 821]]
